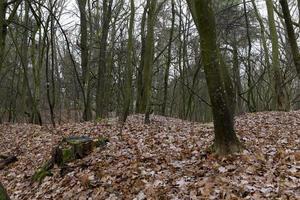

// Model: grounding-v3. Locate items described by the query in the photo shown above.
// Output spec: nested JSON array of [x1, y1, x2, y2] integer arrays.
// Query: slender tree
[[120, 0, 135, 123], [162, 0, 175, 116], [78, 0, 92, 121], [280, 0, 300, 79]]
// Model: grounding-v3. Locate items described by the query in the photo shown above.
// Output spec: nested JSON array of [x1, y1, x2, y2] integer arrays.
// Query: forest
[[0, 0, 299, 199]]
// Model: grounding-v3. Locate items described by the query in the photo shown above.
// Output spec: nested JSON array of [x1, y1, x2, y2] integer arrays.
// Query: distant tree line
[[1, 0, 300, 130]]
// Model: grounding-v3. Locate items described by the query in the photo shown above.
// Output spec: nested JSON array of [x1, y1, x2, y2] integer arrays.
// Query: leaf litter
[[0, 111, 299, 199]]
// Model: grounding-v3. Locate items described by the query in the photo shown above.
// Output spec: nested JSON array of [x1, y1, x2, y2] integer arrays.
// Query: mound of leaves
[[0, 112, 299, 199]]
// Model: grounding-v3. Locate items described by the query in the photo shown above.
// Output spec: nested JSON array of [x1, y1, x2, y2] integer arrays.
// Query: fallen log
[[0, 155, 17, 170]]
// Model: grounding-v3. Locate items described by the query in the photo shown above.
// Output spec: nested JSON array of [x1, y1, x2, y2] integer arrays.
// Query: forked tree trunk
[[188, 0, 242, 155]]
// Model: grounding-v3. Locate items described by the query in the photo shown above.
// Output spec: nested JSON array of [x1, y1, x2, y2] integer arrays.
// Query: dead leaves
[[0, 112, 299, 199]]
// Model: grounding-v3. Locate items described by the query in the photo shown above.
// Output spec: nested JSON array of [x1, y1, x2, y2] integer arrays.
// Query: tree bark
[[136, 3, 149, 114], [188, 0, 242, 155], [280, 0, 300, 79], [162, 0, 175, 116], [78, 0, 92, 121], [120, 0, 135, 123], [143, 0, 157, 124], [96, 0, 113, 119], [266, 0, 288, 111], [0, 0, 7, 73]]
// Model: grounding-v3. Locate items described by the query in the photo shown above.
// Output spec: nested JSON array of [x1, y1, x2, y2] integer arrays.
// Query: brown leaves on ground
[[0, 111, 299, 199]]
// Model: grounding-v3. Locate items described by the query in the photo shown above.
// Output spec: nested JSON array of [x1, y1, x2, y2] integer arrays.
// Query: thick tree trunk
[[188, 0, 242, 155], [96, 0, 113, 119], [266, 0, 288, 111], [143, 0, 157, 124]]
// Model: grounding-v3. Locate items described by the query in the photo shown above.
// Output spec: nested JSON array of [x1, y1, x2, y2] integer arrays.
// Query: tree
[[78, 0, 92, 121], [120, 0, 135, 123], [187, 0, 242, 155], [0, 0, 21, 73], [96, 0, 113, 119], [279, 0, 300, 79], [161, 0, 175, 116], [143, 0, 157, 124], [265, 0, 288, 111]]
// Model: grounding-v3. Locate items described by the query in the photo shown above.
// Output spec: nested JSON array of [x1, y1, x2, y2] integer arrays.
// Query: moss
[[32, 159, 54, 183], [0, 185, 10, 200], [32, 168, 53, 183], [62, 148, 75, 163], [94, 137, 109, 147]]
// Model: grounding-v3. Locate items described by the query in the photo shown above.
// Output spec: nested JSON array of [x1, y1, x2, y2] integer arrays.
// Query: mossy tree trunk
[[0, 182, 10, 200], [143, 0, 157, 123], [188, 0, 242, 155], [120, 0, 135, 123], [280, 0, 300, 80], [96, 0, 113, 119], [266, 0, 288, 111]]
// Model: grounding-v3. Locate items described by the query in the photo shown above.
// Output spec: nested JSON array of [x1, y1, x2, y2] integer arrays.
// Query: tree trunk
[[188, 0, 242, 155], [162, 0, 175, 116], [120, 0, 135, 123], [243, 0, 256, 112], [96, 0, 113, 119], [136, 3, 148, 114], [143, 0, 157, 124], [266, 0, 288, 111], [279, 0, 300, 79], [232, 40, 243, 114], [0, 0, 7, 73], [78, 0, 92, 121]]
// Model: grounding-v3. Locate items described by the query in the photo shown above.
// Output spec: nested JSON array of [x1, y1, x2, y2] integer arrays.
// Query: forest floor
[[0, 111, 299, 199]]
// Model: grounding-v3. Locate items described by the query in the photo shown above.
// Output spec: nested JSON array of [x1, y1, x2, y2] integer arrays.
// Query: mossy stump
[[32, 136, 108, 183], [0, 182, 10, 200]]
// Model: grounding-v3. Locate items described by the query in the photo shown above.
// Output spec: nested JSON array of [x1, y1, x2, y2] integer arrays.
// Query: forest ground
[[0, 112, 299, 199]]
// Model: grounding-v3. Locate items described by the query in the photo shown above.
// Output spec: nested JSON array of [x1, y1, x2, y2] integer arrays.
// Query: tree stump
[[0, 182, 10, 200], [32, 136, 108, 183]]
